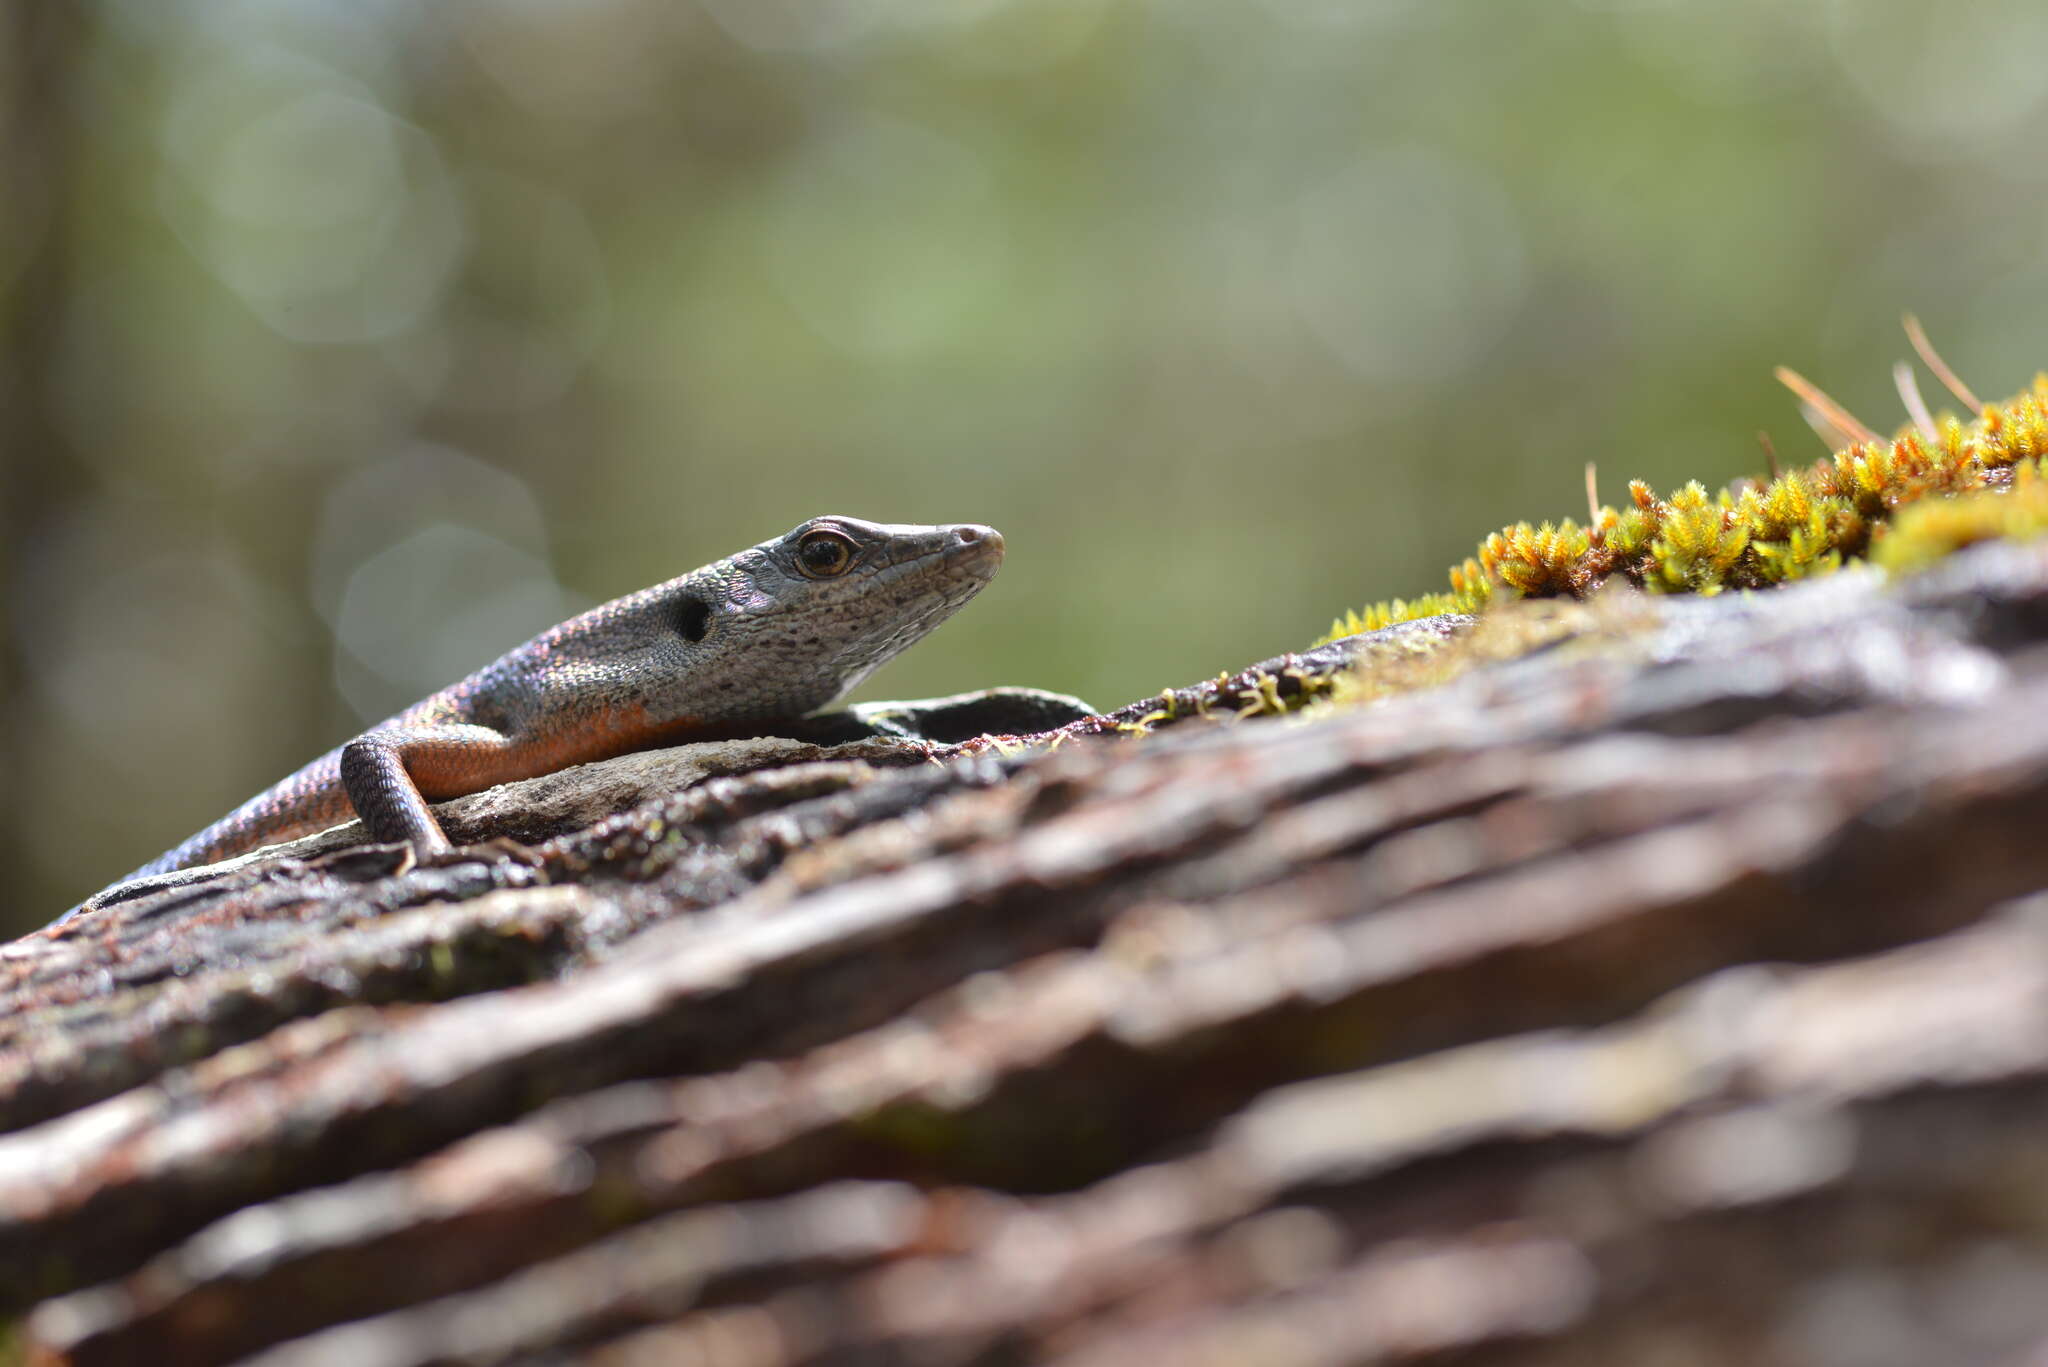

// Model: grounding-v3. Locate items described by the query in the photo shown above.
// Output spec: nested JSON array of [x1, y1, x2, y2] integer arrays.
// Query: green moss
[[1874, 456, 2048, 574], [1326, 594, 1633, 709], [847, 1098, 965, 1160], [1322, 374, 2048, 643]]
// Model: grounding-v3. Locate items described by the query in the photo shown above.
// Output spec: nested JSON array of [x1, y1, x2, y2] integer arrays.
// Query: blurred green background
[[4, 0, 2044, 929]]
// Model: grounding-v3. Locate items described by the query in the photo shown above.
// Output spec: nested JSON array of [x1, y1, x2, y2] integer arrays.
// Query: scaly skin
[[68, 516, 1003, 917]]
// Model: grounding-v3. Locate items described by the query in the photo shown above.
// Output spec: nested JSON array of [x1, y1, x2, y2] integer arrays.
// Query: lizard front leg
[[339, 724, 520, 854]]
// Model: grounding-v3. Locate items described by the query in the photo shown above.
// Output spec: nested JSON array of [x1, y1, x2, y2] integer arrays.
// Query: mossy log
[[9, 544, 2048, 1364]]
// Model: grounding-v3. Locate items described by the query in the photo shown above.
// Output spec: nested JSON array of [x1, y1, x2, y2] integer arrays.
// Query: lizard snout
[[948, 524, 1004, 560]]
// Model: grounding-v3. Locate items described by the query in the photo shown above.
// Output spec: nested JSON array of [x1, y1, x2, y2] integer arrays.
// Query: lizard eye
[[795, 528, 858, 579]]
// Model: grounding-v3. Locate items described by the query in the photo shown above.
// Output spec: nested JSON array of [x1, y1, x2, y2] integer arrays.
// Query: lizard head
[[631, 516, 1005, 725]]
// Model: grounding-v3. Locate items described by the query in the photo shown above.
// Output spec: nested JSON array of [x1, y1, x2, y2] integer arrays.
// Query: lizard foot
[[391, 837, 546, 879], [797, 687, 1100, 744]]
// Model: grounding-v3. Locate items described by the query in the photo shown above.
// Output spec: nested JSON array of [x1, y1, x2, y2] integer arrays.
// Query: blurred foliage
[[6, 0, 2048, 927]]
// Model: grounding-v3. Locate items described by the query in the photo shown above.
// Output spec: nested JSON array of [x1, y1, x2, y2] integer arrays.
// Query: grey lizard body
[[57, 516, 1002, 924]]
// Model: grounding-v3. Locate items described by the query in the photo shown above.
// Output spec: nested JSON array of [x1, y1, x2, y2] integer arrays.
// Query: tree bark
[[9, 546, 2048, 1365]]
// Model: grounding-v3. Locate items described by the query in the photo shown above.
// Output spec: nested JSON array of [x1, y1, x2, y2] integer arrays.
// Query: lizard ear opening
[[675, 595, 711, 643]]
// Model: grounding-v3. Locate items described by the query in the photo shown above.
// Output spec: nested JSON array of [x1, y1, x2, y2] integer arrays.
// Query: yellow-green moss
[[1874, 456, 2048, 574], [1322, 375, 2048, 643], [1325, 594, 1642, 709]]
